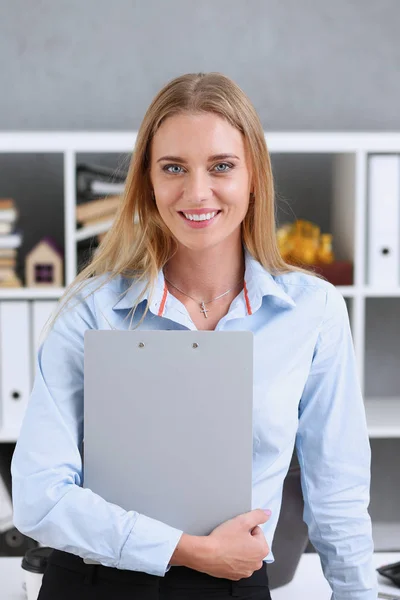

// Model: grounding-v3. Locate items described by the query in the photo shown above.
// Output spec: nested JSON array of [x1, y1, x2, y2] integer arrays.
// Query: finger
[[243, 509, 270, 529]]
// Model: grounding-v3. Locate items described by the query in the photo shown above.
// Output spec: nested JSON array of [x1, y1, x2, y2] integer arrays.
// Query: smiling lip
[[179, 209, 220, 214], [179, 209, 221, 229]]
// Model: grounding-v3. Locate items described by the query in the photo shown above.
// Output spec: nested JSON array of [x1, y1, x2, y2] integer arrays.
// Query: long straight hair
[[46, 72, 320, 334]]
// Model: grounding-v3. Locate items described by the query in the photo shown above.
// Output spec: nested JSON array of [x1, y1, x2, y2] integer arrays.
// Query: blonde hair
[[46, 72, 321, 335]]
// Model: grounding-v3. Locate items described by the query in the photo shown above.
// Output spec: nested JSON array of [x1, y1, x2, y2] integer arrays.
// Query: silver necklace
[[163, 274, 243, 318]]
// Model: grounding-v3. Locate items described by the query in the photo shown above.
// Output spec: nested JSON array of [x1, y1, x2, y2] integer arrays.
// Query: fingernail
[[263, 509, 272, 515]]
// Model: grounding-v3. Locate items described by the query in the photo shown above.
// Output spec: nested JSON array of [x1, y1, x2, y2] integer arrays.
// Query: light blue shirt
[[11, 247, 378, 599]]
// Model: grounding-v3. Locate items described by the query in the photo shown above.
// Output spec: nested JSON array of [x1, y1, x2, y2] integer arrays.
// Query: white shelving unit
[[0, 132, 399, 551]]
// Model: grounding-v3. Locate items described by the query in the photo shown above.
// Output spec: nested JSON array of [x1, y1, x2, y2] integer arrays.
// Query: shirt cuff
[[118, 512, 184, 577]]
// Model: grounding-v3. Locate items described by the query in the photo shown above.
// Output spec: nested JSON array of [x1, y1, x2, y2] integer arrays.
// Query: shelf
[[365, 397, 400, 438], [2, 398, 397, 442], [364, 286, 400, 297], [0, 131, 400, 577], [0, 285, 358, 299], [0, 286, 398, 302], [0, 287, 65, 300], [0, 429, 18, 443], [3, 131, 400, 153], [0, 286, 399, 301], [371, 521, 400, 552], [336, 286, 400, 297], [0, 132, 138, 153]]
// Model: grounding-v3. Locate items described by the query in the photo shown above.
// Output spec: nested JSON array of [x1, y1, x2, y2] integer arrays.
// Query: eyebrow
[[156, 153, 240, 163]]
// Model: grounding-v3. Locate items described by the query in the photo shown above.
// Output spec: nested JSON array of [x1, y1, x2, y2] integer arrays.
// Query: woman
[[11, 72, 377, 599]]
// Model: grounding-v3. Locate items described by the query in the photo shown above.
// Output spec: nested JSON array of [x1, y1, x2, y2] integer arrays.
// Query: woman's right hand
[[201, 508, 271, 581]]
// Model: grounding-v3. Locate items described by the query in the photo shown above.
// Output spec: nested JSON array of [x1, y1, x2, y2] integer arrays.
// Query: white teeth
[[183, 211, 218, 221]]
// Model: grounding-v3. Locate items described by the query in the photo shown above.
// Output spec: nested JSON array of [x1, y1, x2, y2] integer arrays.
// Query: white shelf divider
[[0, 288, 65, 300], [353, 294, 366, 397], [64, 150, 77, 287], [363, 286, 400, 297]]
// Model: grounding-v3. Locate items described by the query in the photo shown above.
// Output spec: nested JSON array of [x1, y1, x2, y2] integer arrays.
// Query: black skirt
[[37, 549, 271, 599]]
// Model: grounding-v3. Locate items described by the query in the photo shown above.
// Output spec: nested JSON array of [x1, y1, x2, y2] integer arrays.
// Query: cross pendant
[[200, 301, 209, 318]]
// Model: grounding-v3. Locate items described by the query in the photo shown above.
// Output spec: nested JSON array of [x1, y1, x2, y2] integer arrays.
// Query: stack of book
[[76, 195, 122, 243], [0, 198, 22, 288], [76, 163, 128, 244], [77, 163, 127, 200]]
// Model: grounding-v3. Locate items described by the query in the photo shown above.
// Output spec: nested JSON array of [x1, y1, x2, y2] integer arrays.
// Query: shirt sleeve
[[295, 284, 379, 600], [11, 287, 183, 577]]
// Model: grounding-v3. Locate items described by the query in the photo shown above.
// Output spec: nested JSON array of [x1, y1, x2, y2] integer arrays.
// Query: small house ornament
[[25, 236, 64, 287]]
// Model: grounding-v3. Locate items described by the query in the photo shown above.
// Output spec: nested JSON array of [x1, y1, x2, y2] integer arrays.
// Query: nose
[[183, 169, 213, 203]]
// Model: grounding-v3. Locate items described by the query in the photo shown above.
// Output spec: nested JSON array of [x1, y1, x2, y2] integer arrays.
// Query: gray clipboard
[[83, 329, 254, 539]]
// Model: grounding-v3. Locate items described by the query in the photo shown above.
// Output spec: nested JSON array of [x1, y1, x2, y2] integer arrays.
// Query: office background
[[0, 0, 399, 556]]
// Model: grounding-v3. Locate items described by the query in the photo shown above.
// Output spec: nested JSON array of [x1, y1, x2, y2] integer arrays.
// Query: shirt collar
[[112, 246, 296, 315], [243, 247, 296, 313]]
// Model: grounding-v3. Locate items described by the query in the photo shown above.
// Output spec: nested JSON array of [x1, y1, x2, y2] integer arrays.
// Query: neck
[[163, 240, 245, 301]]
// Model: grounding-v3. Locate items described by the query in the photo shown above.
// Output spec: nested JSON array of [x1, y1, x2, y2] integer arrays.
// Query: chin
[[176, 236, 231, 254]]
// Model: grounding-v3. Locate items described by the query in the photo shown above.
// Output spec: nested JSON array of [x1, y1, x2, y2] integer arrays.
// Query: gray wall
[[1, 0, 400, 131]]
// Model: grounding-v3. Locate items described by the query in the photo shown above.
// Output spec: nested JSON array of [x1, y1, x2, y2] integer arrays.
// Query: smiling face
[[149, 112, 253, 252]]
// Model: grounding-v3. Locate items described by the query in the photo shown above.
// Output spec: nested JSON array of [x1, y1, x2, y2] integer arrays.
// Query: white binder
[[367, 154, 400, 286], [31, 300, 58, 376], [0, 302, 32, 439]]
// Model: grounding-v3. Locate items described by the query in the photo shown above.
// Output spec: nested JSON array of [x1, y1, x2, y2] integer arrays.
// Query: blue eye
[[163, 162, 234, 174], [214, 162, 233, 172], [163, 164, 184, 174]]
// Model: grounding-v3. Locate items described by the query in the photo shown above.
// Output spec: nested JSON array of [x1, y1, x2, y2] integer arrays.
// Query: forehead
[[151, 112, 247, 159]]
